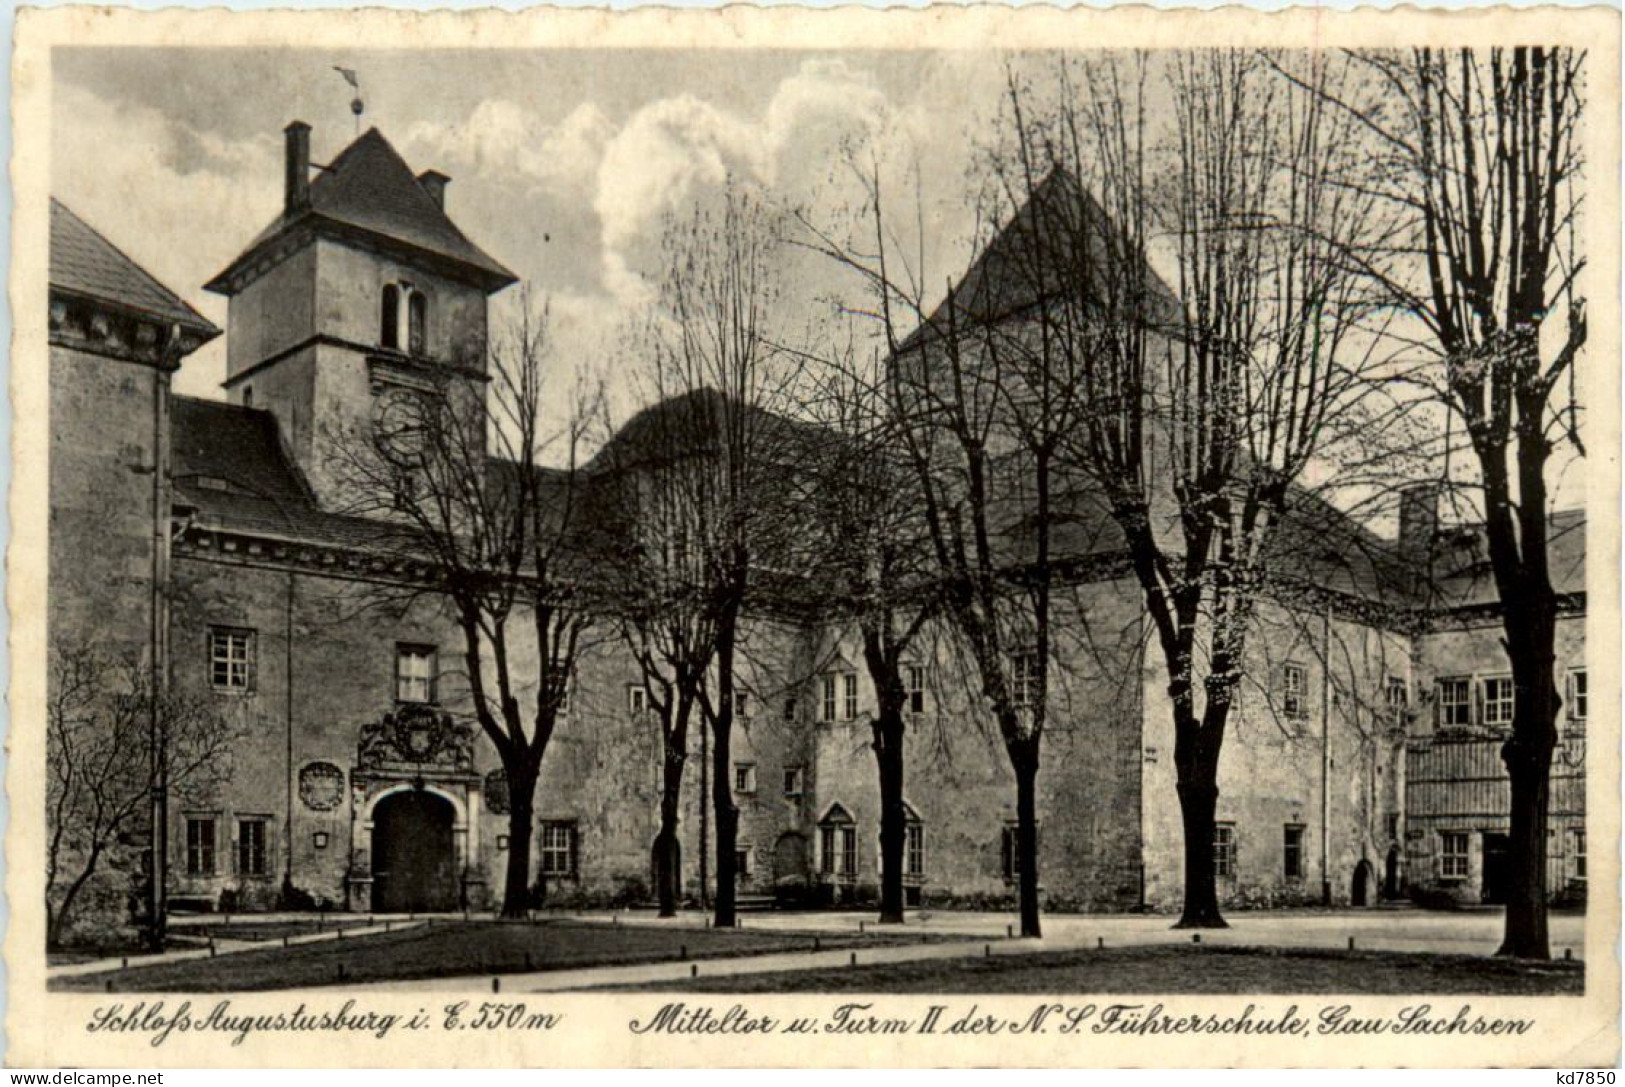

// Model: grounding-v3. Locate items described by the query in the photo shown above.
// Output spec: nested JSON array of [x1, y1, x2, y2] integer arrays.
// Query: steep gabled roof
[[49, 199, 220, 338], [898, 168, 1179, 354], [205, 127, 517, 296]]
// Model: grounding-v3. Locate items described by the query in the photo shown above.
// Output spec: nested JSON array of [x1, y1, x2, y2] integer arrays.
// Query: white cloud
[[52, 83, 283, 398], [403, 99, 613, 200]]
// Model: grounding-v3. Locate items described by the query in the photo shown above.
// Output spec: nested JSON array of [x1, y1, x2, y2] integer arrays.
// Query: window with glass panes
[[821, 674, 838, 721], [395, 645, 436, 703], [209, 628, 254, 692], [1482, 675, 1514, 727], [186, 816, 217, 876], [1569, 669, 1588, 723], [733, 763, 756, 794], [1214, 823, 1237, 878], [1440, 831, 1470, 879], [842, 672, 858, 719], [906, 665, 926, 715], [1437, 677, 1472, 728], [237, 817, 269, 878], [540, 822, 577, 876], [905, 822, 924, 878], [1283, 824, 1305, 879], [819, 820, 856, 877], [1572, 828, 1586, 880], [1011, 653, 1039, 708], [1282, 663, 1308, 717]]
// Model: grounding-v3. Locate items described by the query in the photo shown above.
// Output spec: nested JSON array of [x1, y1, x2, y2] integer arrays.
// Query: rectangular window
[[237, 818, 269, 878], [821, 674, 838, 722], [1573, 828, 1587, 880], [1385, 675, 1408, 715], [783, 696, 797, 722], [735, 847, 752, 881], [734, 691, 750, 718], [1440, 831, 1470, 880], [628, 685, 648, 714], [1214, 823, 1237, 879], [540, 821, 577, 877], [555, 674, 572, 716], [783, 767, 804, 797], [819, 825, 836, 875], [1283, 824, 1305, 880], [839, 826, 857, 877], [733, 763, 756, 795], [1437, 677, 1472, 728], [1011, 653, 1039, 709], [1386, 813, 1400, 841], [822, 824, 857, 878], [185, 816, 217, 877], [1568, 669, 1588, 723], [842, 673, 858, 720], [1282, 663, 1308, 718], [905, 823, 924, 878], [906, 665, 926, 715], [1482, 674, 1514, 727], [1000, 823, 1040, 880], [209, 628, 254, 693], [395, 644, 436, 703]]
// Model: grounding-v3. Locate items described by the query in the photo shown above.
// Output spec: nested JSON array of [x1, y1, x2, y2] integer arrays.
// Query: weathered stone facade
[[47, 123, 1586, 927]]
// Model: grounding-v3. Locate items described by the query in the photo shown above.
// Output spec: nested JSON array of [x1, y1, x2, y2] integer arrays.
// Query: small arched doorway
[[1384, 845, 1401, 900], [1351, 860, 1376, 907], [372, 790, 457, 912]]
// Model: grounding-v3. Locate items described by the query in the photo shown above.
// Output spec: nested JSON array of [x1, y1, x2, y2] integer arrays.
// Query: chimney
[[285, 121, 312, 214], [417, 170, 450, 210], [1398, 482, 1442, 556]]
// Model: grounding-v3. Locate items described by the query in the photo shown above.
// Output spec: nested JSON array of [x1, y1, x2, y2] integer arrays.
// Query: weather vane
[[333, 67, 364, 134]]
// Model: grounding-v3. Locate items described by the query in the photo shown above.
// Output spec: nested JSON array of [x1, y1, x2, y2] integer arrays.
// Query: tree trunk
[[1012, 742, 1041, 938], [502, 771, 536, 919], [875, 709, 907, 925], [1497, 610, 1558, 959], [655, 739, 686, 918], [711, 716, 738, 928], [1173, 777, 1227, 928], [51, 845, 104, 950]]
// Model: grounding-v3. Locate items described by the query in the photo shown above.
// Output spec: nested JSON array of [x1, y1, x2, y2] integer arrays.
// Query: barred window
[[209, 628, 254, 693]]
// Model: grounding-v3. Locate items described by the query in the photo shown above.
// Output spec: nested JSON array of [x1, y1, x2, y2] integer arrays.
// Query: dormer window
[[380, 285, 400, 349]]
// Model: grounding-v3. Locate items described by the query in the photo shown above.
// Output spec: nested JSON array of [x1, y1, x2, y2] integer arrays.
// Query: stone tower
[[204, 121, 517, 509]]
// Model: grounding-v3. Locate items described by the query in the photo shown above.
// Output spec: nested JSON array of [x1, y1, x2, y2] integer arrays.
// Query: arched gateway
[[372, 790, 457, 912]]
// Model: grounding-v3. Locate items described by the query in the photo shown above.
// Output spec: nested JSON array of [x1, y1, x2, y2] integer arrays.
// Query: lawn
[[52, 919, 950, 992], [170, 918, 380, 942], [629, 944, 1584, 996]]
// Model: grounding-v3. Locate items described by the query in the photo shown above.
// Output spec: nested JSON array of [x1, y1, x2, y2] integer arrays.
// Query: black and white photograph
[[9, 4, 1619, 1069]]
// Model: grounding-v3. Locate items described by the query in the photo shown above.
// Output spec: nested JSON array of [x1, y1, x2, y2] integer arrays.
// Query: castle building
[[46, 120, 1586, 921]]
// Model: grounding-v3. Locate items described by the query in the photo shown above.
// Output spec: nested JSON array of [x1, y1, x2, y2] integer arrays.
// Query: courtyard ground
[[49, 918, 956, 992], [622, 943, 1585, 996]]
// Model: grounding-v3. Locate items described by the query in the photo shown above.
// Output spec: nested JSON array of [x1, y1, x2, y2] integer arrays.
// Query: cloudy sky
[[52, 46, 1019, 404]]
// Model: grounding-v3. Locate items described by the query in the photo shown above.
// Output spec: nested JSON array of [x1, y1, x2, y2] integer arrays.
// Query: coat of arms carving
[[357, 703, 474, 772]]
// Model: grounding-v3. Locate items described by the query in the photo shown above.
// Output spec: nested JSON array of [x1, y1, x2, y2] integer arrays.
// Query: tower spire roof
[[205, 126, 517, 296]]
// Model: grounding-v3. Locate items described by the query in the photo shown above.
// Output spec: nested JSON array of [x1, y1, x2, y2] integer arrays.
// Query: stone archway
[[371, 789, 458, 913], [1351, 859, 1377, 907]]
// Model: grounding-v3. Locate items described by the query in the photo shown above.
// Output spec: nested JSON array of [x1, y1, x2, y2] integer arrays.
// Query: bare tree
[[47, 644, 235, 948], [986, 51, 1393, 926], [801, 146, 1099, 939], [797, 335, 939, 924], [1320, 47, 1588, 959], [635, 183, 800, 928], [329, 298, 599, 919]]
